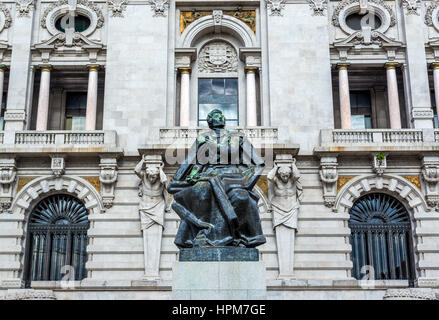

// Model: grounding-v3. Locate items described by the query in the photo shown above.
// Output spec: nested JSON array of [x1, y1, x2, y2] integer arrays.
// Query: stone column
[[385, 62, 402, 129], [179, 67, 191, 127], [35, 65, 52, 131], [401, 5, 434, 128], [0, 65, 6, 114], [85, 65, 99, 130], [337, 64, 351, 129], [432, 63, 439, 125], [245, 67, 258, 126]]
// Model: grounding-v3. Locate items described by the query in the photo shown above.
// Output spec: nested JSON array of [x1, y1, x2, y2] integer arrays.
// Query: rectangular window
[[65, 92, 87, 130], [198, 78, 238, 126], [350, 91, 372, 129]]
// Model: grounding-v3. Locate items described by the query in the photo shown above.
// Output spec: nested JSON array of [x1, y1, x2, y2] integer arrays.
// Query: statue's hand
[[195, 219, 214, 230]]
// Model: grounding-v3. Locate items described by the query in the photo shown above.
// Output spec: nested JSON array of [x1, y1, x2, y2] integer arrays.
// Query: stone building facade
[[0, 0, 438, 300]]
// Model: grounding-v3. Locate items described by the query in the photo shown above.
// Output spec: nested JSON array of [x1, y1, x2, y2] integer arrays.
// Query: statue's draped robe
[[171, 130, 266, 248]]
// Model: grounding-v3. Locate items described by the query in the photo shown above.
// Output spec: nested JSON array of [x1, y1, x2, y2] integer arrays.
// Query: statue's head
[[207, 109, 226, 129], [278, 166, 292, 183], [145, 167, 160, 184]]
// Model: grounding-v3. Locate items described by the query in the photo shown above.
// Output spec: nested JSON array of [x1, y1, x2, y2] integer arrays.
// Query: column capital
[[336, 63, 350, 70], [39, 64, 52, 72], [431, 62, 439, 70], [245, 66, 259, 74], [87, 64, 100, 72], [178, 67, 191, 74], [384, 62, 399, 70]]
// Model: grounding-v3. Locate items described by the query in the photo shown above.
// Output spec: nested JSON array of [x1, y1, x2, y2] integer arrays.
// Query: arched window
[[24, 194, 89, 285], [349, 193, 416, 284]]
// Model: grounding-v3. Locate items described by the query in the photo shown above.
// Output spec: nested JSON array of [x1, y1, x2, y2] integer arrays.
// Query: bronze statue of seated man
[[167, 109, 266, 248]]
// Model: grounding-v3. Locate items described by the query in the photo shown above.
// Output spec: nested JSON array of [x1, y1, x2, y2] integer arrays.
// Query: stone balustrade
[[318, 129, 439, 153], [0, 131, 119, 154], [159, 127, 279, 145]]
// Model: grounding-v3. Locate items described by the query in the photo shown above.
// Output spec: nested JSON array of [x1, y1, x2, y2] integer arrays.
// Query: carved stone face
[[145, 167, 159, 184], [278, 166, 292, 183]]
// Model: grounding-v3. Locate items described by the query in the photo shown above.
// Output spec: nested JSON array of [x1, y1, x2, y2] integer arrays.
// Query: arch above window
[[10, 175, 105, 216], [334, 174, 428, 215], [179, 14, 257, 48]]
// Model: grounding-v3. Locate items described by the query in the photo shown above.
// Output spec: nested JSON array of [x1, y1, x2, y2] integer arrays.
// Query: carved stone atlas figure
[[167, 109, 266, 248]]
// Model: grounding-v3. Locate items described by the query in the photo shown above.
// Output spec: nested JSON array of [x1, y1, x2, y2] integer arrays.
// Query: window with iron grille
[[349, 193, 416, 285], [24, 194, 89, 286]]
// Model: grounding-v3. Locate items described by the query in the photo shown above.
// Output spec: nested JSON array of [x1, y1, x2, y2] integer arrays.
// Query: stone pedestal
[[172, 248, 266, 300]]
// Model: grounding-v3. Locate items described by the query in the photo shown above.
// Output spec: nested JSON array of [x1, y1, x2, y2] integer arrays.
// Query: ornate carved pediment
[[334, 30, 402, 47], [34, 32, 103, 49], [33, 32, 103, 62]]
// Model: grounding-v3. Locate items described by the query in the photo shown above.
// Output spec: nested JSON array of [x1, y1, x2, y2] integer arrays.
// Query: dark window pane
[[198, 78, 238, 125], [225, 79, 238, 96], [66, 92, 87, 110], [212, 79, 224, 95], [346, 13, 381, 31], [55, 14, 91, 33]]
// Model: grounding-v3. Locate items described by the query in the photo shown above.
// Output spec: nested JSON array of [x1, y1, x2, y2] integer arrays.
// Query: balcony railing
[[159, 127, 279, 145], [0, 130, 118, 151], [318, 129, 439, 151]]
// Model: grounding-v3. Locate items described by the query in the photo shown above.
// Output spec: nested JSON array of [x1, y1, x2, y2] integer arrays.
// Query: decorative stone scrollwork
[[421, 157, 439, 209], [308, 0, 327, 16], [0, 158, 16, 212], [99, 155, 118, 209], [319, 156, 338, 207], [198, 41, 238, 73], [425, 0, 439, 33], [0, 4, 12, 33], [50, 154, 66, 177], [148, 0, 169, 17], [268, 154, 302, 279], [41, 0, 104, 36], [332, 0, 396, 34], [402, 0, 421, 16], [16, 0, 34, 17], [134, 154, 171, 280], [108, 0, 127, 17], [266, 0, 286, 16], [372, 153, 387, 176]]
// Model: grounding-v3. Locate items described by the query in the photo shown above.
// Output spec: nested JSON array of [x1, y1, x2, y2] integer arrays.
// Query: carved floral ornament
[[149, 0, 169, 17], [16, 0, 34, 17], [108, 0, 127, 17], [0, 4, 11, 32], [402, 0, 421, 15], [198, 41, 238, 73]]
